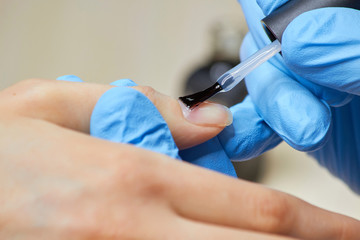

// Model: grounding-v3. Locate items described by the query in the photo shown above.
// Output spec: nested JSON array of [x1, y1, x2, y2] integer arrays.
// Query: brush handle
[[217, 40, 281, 92]]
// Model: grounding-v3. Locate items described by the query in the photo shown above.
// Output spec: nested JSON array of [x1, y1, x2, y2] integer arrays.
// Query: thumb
[[132, 86, 233, 149], [5, 79, 232, 150], [109, 79, 233, 149]]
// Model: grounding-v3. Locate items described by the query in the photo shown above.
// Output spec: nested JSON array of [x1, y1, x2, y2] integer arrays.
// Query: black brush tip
[[179, 82, 223, 109]]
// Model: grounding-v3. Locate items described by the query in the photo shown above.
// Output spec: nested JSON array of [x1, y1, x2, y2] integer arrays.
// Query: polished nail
[[179, 101, 233, 127]]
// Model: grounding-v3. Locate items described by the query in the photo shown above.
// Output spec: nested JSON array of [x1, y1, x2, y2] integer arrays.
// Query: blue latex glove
[[237, 1, 360, 193], [57, 75, 179, 159], [180, 96, 281, 164]]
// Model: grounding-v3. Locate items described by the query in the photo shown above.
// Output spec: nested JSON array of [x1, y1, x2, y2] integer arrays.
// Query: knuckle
[[110, 149, 168, 199], [5, 78, 53, 102], [20, 79, 54, 98], [15, 79, 52, 97], [0, 78, 54, 113], [255, 191, 293, 234], [136, 86, 157, 102]]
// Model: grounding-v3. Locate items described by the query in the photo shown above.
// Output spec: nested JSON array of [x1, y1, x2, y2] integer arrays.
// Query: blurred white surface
[[0, 0, 359, 220], [0, 0, 243, 96]]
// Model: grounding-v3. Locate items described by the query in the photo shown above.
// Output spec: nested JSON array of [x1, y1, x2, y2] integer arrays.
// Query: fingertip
[[179, 101, 233, 128], [56, 75, 84, 82], [127, 86, 227, 149]]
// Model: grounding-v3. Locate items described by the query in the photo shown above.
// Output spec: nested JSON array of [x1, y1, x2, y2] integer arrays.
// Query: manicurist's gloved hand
[[180, 96, 281, 164], [237, 0, 360, 193]]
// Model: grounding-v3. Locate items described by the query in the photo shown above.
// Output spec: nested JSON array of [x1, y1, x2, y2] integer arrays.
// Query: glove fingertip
[[219, 96, 282, 160], [56, 75, 84, 82], [180, 138, 237, 178], [110, 79, 137, 87], [90, 87, 180, 159], [284, 102, 332, 152]]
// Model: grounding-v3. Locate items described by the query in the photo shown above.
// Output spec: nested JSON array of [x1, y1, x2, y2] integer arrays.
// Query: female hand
[[0, 79, 359, 239]]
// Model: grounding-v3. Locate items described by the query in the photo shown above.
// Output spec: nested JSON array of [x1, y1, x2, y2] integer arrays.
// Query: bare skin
[[0, 79, 358, 239]]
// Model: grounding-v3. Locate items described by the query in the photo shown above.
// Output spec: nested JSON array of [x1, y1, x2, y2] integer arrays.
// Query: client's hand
[[0, 79, 358, 239]]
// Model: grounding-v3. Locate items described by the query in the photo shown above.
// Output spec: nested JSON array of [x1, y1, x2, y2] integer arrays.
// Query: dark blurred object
[[182, 19, 264, 182]]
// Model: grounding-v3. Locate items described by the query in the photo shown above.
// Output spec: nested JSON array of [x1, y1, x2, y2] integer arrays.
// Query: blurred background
[[0, 0, 359, 219]]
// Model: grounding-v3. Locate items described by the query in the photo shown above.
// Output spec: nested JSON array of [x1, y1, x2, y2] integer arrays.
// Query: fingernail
[[179, 101, 233, 127]]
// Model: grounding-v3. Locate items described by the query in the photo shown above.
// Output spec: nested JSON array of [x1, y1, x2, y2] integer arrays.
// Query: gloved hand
[[180, 96, 281, 165], [236, 0, 360, 193]]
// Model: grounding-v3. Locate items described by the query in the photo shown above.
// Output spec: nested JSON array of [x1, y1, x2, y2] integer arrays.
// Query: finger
[[162, 160, 360, 240], [179, 218, 296, 240], [283, 8, 360, 95], [242, 33, 331, 151], [86, 83, 232, 150], [1, 79, 231, 149], [55, 77, 232, 149], [132, 86, 232, 149], [0, 79, 112, 133]]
